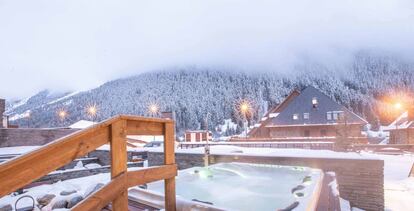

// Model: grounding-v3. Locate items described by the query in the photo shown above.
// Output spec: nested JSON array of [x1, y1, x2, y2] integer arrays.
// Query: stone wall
[[88, 150, 148, 166], [148, 152, 384, 211], [0, 128, 79, 147]]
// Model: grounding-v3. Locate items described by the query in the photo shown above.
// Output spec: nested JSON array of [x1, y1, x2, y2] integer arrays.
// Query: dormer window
[[312, 97, 318, 108], [293, 114, 299, 120], [327, 112, 332, 120], [333, 112, 338, 120], [327, 111, 344, 121]]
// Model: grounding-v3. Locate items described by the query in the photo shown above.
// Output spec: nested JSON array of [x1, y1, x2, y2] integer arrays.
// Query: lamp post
[[239, 101, 252, 139], [58, 110, 67, 127], [87, 105, 98, 123], [394, 102, 403, 144], [148, 103, 159, 117], [204, 112, 211, 167], [26, 111, 31, 128], [147, 103, 160, 142]]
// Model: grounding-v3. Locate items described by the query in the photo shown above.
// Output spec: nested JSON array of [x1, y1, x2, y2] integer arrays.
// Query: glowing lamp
[[394, 103, 403, 110], [58, 110, 67, 119]]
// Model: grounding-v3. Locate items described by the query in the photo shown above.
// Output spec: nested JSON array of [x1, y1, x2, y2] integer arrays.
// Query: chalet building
[[385, 110, 414, 144], [161, 111, 175, 120], [184, 130, 212, 142], [247, 86, 368, 142], [0, 99, 8, 128]]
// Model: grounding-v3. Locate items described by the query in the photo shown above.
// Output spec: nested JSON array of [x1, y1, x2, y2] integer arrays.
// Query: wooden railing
[[0, 115, 177, 211]]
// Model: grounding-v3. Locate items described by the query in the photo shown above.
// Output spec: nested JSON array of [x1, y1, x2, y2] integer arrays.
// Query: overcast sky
[[1, 0, 413, 99]]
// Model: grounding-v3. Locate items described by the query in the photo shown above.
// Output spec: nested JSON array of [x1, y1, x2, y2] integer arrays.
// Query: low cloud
[[1, 0, 413, 98]]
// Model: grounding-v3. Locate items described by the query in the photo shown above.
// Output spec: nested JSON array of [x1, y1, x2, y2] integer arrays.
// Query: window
[[321, 129, 327, 137], [293, 114, 299, 120], [304, 130, 310, 137], [332, 111, 344, 120], [312, 97, 318, 108], [303, 113, 309, 119], [338, 111, 345, 120], [333, 112, 338, 120], [327, 112, 332, 120]]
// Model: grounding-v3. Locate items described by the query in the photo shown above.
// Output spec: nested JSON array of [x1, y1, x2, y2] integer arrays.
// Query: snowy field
[[0, 146, 413, 210]]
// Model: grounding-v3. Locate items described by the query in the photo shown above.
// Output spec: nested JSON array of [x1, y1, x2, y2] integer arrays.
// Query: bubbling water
[[146, 162, 321, 211]]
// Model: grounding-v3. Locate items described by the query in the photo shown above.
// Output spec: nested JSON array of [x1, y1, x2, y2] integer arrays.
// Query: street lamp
[[393, 102, 404, 143], [148, 104, 159, 117], [26, 111, 31, 128], [240, 103, 249, 115], [204, 112, 211, 167], [238, 100, 252, 138], [58, 109, 67, 126], [394, 102, 403, 110], [86, 104, 98, 122], [147, 103, 160, 142]]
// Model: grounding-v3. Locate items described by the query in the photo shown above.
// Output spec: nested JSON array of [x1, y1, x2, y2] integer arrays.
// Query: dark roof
[[268, 86, 367, 126]]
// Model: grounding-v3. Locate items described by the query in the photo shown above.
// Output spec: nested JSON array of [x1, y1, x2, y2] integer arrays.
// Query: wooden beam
[[0, 125, 110, 197], [120, 115, 174, 123], [111, 120, 128, 211], [164, 122, 176, 211], [73, 165, 177, 211], [72, 173, 127, 211], [163, 122, 175, 165], [126, 120, 164, 135], [126, 165, 177, 187]]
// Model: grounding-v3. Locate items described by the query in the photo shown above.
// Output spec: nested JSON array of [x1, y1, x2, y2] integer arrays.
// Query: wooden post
[[164, 122, 176, 211], [111, 120, 128, 211]]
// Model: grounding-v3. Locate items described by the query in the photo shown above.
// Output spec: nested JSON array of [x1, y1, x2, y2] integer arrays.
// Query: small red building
[[184, 130, 212, 142]]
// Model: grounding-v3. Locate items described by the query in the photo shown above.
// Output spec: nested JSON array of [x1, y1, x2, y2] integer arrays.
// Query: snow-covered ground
[[144, 145, 414, 210], [8, 110, 32, 121], [0, 170, 112, 210], [377, 153, 414, 211], [146, 145, 381, 160], [1, 145, 413, 210]]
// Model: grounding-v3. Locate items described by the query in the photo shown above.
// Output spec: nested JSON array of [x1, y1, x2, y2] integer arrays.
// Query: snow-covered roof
[[69, 120, 96, 129], [185, 130, 212, 133], [268, 113, 279, 118], [385, 111, 414, 130]]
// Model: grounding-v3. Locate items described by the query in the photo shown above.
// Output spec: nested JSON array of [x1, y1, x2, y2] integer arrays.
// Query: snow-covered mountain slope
[[6, 90, 76, 118], [6, 52, 414, 133]]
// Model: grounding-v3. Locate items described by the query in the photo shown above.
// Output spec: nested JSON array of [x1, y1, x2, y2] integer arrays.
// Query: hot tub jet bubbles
[[292, 166, 306, 171], [196, 168, 213, 179], [302, 175, 312, 185], [294, 192, 305, 198]]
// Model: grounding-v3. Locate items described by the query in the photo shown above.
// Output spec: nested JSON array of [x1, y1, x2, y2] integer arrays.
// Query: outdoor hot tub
[[129, 162, 323, 211]]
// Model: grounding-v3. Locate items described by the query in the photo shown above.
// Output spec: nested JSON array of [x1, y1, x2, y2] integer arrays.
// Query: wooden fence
[[0, 115, 177, 211]]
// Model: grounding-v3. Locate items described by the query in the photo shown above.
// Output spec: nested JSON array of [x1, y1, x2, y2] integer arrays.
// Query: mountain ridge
[[6, 53, 414, 134]]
